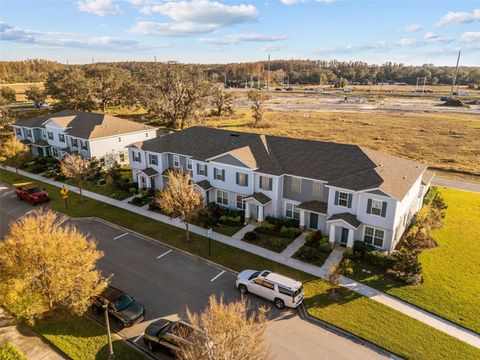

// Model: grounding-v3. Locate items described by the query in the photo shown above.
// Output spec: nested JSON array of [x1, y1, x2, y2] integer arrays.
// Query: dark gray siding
[[283, 175, 328, 202], [167, 153, 187, 172]]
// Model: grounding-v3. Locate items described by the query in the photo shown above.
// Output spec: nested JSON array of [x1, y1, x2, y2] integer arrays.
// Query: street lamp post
[[103, 302, 116, 360]]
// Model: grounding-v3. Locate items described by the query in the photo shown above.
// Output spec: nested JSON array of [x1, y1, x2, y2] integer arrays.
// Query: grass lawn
[[34, 316, 146, 360], [65, 179, 132, 200], [243, 231, 296, 253], [0, 343, 27, 360], [303, 279, 480, 360], [206, 109, 480, 182], [0, 168, 314, 283], [212, 223, 244, 237], [347, 188, 480, 333]]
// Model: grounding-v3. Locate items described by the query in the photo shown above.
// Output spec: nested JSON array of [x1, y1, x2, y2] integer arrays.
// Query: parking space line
[[156, 249, 172, 259], [133, 333, 143, 343], [210, 270, 225, 282], [113, 232, 129, 240], [18, 210, 34, 219]]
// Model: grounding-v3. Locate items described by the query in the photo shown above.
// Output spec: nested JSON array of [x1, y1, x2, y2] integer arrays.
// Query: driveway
[[0, 183, 387, 360]]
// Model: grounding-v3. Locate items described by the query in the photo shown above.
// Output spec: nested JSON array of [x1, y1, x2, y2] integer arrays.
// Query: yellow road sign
[[60, 187, 69, 196]]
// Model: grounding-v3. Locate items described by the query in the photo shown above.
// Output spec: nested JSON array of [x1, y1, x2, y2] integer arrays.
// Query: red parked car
[[15, 184, 50, 205]]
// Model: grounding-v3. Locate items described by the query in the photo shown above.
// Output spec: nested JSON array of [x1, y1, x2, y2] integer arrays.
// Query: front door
[[150, 177, 156, 190], [250, 204, 258, 221], [340, 227, 349, 246], [309, 213, 319, 229]]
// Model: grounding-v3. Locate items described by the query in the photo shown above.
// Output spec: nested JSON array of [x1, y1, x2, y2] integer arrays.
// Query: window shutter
[[334, 191, 339, 205], [205, 166, 208, 177], [245, 174, 248, 186], [222, 169, 225, 181], [196, 163, 200, 174], [367, 199, 372, 214], [347, 193, 353, 208], [381, 201, 387, 217], [236, 172, 239, 185], [259, 176, 263, 188], [269, 178, 273, 191]]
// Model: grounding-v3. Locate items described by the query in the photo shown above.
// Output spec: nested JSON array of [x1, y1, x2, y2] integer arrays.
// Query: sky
[[0, 0, 479, 65]]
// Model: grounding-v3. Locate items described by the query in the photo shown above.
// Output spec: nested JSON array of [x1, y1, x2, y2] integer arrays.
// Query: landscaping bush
[[387, 250, 423, 285], [423, 186, 438, 205], [244, 231, 257, 241], [279, 226, 302, 238], [339, 258, 354, 276], [258, 221, 275, 232], [343, 249, 361, 260], [283, 218, 300, 228], [294, 244, 330, 266], [352, 241, 376, 258], [305, 230, 323, 247], [129, 196, 145, 206], [0, 343, 27, 360], [116, 180, 138, 192], [218, 215, 242, 226], [54, 173, 67, 181], [365, 250, 394, 269]]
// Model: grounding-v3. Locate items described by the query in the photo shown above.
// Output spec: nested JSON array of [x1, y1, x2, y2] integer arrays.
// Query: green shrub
[[353, 240, 376, 258], [128, 187, 137, 195], [388, 250, 423, 285], [365, 251, 394, 269], [294, 244, 331, 266], [339, 258, 354, 276], [283, 218, 300, 228], [0, 343, 27, 360], [305, 230, 323, 247], [343, 249, 361, 260], [129, 196, 144, 206], [279, 226, 302, 238], [259, 221, 275, 232], [244, 231, 257, 241]]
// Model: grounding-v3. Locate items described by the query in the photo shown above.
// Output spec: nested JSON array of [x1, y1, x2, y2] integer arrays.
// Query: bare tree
[[155, 170, 204, 241], [60, 154, 93, 201], [247, 90, 268, 125], [139, 63, 211, 130], [211, 85, 235, 116], [177, 295, 271, 360], [0, 136, 30, 174], [0, 209, 108, 324]]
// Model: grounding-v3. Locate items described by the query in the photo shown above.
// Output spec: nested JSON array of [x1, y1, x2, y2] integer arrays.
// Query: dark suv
[[92, 286, 145, 328], [143, 319, 195, 352]]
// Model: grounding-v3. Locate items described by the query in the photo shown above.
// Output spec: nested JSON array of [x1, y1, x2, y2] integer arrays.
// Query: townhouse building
[[128, 127, 434, 253], [12, 110, 157, 165]]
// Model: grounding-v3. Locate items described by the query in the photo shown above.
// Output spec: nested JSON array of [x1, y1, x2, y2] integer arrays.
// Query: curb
[[298, 304, 404, 360]]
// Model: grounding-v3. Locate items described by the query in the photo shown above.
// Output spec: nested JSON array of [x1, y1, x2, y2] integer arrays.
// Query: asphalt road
[[0, 183, 387, 360]]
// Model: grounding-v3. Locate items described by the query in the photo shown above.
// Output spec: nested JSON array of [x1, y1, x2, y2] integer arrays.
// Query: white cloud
[[130, 0, 258, 36], [0, 22, 166, 51], [436, 8, 480, 27], [399, 23, 422, 33], [77, 0, 123, 17], [460, 31, 480, 42], [280, 0, 335, 4], [424, 31, 438, 40], [200, 33, 288, 45]]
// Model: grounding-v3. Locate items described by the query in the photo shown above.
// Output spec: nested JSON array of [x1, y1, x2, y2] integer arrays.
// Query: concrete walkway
[[320, 248, 344, 273], [0, 308, 66, 360], [4, 166, 480, 349], [432, 176, 480, 193], [231, 223, 257, 240], [281, 232, 306, 258]]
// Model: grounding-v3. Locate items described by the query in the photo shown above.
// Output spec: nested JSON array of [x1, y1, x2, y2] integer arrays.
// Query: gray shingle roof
[[141, 167, 159, 177], [297, 200, 328, 214], [245, 192, 272, 205], [327, 213, 361, 228], [15, 110, 155, 140], [137, 126, 427, 200], [195, 180, 213, 191]]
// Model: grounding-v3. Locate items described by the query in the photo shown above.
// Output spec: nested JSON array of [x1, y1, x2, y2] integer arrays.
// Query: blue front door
[[340, 227, 349, 246], [309, 213, 319, 229]]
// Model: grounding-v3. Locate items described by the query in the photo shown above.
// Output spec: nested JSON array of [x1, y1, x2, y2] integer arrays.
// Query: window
[[236, 172, 248, 186], [236, 194, 245, 210], [149, 154, 158, 165], [364, 226, 385, 247], [371, 200, 383, 216], [214, 168, 225, 181], [15, 128, 21, 136], [367, 198, 386, 217], [81, 141, 88, 150], [71, 138, 78, 148], [216, 190, 228, 206], [254, 279, 275, 290], [259, 176, 272, 191], [52, 148, 59, 157], [285, 202, 300, 220], [291, 177, 301, 193], [118, 137, 122, 142], [59, 134, 65, 143], [26, 129, 33, 138], [197, 163, 207, 176], [47, 131, 54, 140], [187, 158, 193, 171], [133, 151, 141, 162], [173, 155, 180, 168], [312, 181, 323, 197], [335, 191, 351, 208]]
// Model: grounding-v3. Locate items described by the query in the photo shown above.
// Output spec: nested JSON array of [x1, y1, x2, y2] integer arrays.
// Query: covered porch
[[244, 192, 272, 222], [298, 200, 328, 232], [326, 212, 361, 248], [137, 167, 160, 189], [194, 180, 213, 203]]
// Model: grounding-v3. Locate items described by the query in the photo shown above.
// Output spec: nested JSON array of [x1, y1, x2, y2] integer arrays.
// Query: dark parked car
[[143, 319, 195, 352], [92, 286, 145, 328], [15, 184, 50, 204]]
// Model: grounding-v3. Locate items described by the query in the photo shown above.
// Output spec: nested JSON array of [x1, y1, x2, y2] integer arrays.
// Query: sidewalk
[[4, 166, 480, 349], [432, 176, 480, 193], [0, 308, 66, 360], [280, 232, 306, 258]]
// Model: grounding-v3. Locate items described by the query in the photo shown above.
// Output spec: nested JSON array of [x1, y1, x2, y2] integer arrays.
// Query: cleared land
[[347, 188, 480, 334], [206, 109, 480, 182]]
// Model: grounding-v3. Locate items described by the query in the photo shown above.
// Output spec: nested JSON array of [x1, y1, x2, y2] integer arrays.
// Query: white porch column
[[245, 202, 251, 220], [329, 224, 336, 245], [299, 210, 306, 228], [258, 205, 264, 222], [347, 228, 355, 248]]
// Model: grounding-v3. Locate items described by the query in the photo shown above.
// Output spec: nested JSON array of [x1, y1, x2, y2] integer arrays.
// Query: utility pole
[[154, 56, 157, 62], [267, 54, 271, 91], [104, 302, 115, 360], [450, 50, 461, 98], [421, 76, 427, 97]]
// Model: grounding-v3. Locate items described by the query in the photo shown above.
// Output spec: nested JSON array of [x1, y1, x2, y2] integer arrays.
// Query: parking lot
[[1, 183, 387, 360]]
